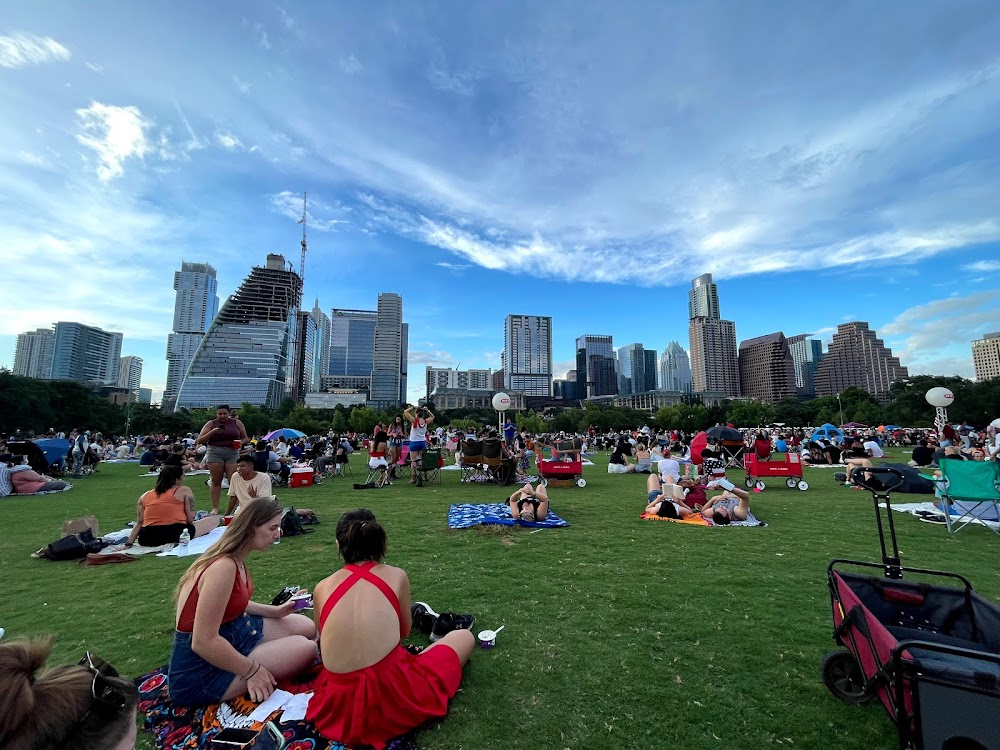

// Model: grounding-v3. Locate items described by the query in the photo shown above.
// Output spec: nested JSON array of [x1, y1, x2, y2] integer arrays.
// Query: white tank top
[[409, 419, 427, 442]]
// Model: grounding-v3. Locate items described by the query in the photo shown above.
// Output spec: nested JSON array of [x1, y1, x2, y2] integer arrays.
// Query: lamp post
[[836, 394, 845, 428], [925, 387, 954, 440]]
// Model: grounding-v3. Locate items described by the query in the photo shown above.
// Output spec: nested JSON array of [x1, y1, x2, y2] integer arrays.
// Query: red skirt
[[304, 644, 462, 749]]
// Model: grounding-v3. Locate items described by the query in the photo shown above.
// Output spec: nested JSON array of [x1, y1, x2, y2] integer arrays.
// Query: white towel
[[157, 526, 227, 557]]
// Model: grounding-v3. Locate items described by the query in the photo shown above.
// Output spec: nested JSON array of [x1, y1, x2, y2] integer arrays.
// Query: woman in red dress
[[306, 509, 474, 748]]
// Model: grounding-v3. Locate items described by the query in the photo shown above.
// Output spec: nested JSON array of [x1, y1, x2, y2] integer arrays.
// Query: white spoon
[[493, 625, 505, 635]]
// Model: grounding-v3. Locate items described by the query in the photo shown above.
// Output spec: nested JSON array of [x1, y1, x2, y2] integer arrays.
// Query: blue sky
[[1, 1, 999, 405]]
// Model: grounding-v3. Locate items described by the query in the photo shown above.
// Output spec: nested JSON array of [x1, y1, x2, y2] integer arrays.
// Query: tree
[[725, 400, 775, 429], [348, 406, 379, 435], [773, 398, 818, 427], [330, 411, 347, 432], [515, 411, 546, 434]]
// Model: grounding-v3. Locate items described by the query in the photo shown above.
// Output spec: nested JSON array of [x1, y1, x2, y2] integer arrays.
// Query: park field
[[2, 452, 999, 750]]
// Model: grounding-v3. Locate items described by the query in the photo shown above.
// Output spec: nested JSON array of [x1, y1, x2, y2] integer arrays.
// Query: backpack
[[280, 507, 313, 538], [35, 529, 104, 561]]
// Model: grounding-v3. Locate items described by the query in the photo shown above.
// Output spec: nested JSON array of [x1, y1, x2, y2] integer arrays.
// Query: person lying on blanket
[[644, 473, 695, 519], [168, 497, 317, 706], [508, 482, 550, 521], [699, 479, 752, 525], [2, 454, 72, 494], [306, 509, 474, 748]]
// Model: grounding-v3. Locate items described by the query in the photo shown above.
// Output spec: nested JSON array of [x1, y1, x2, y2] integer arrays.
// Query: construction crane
[[298, 191, 308, 292]]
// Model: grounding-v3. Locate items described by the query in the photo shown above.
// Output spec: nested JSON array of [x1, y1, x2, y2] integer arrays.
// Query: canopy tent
[[263, 428, 306, 440], [840, 422, 868, 429], [34, 438, 71, 470], [809, 423, 845, 444]]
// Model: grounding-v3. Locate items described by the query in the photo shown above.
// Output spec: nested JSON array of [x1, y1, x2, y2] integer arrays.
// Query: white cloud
[[85, 61, 103, 73], [552, 360, 576, 380], [962, 260, 1000, 273], [277, 7, 295, 30], [434, 261, 469, 272], [15, 150, 51, 168], [233, 75, 252, 95], [408, 350, 455, 368], [340, 55, 362, 75], [0, 31, 70, 69], [268, 191, 349, 231], [426, 64, 476, 96], [215, 130, 243, 150], [74, 102, 152, 181]]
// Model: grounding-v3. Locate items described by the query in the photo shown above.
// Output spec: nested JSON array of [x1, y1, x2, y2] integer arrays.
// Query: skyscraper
[[292, 311, 317, 403], [575, 335, 616, 398], [310, 299, 332, 383], [329, 309, 377, 381], [617, 343, 658, 395], [370, 292, 404, 409], [786, 334, 824, 398], [972, 332, 1000, 381], [425, 367, 492, 400], [659, 341, 693, 393], [814, 322, 908, 402], [164, 262, 218, 412], [116, 355, 143, 400], [687, 274, 739, 397], [13, 328, 54, 379], [738, 333, 796, 403], [504, 315, 553, 396], [175, 254, 301, 411], [50, 322, 123, 384]]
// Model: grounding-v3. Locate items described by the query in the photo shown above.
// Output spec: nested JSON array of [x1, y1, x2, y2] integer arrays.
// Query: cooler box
[[289, 468, 314, 488]]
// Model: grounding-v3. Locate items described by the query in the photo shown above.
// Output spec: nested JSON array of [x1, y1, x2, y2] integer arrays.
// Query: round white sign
[[492, 392, 512, 411], [925, 387, 954, 408]]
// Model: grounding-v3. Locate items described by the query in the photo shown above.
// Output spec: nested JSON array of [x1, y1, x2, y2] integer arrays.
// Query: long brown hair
[[0, 637, 138, 750], [174, 497, 282, 602]]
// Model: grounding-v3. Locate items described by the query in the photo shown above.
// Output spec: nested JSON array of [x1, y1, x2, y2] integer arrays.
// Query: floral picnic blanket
[[640, 511, 766, 527], [447, 502, 569, 529]]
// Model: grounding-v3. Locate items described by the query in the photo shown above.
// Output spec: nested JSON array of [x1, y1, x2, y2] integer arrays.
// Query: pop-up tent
[[809, 423, 845, 444]]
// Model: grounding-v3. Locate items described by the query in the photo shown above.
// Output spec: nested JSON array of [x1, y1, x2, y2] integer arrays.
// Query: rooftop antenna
[[298, 191, 308, 291]]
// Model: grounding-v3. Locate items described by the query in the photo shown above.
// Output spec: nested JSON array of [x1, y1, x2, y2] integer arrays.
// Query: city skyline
[[2, 3, 999, 403]]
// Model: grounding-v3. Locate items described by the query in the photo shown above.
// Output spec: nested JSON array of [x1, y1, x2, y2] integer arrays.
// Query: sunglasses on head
[[78, 652, 128, 715]]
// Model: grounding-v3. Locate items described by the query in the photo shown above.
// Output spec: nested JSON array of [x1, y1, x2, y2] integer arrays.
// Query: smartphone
[[291, 594, 312, 611]]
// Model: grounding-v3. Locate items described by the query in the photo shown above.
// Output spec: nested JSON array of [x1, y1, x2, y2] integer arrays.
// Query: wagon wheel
[[539, 477, 548, 487], [821, 650, 873, 704], [797, 480, 809, 491], [785, 478, 798, 489], [576, 478, 587, 487], [754, 480, 766, 492], [744, 477, 755, 488]]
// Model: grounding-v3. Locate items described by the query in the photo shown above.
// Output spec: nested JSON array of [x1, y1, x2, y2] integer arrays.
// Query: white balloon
[[925, 387, 954, 407], [492, 392, 512, 411]]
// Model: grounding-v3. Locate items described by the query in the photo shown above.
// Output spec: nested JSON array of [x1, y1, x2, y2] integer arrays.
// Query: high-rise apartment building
[[972, 332, 1000, 381], [400, 322, 408, 406], [492, 369, 506, 390], [687, 274, 739, 397], [310, 299, 332, 383], [13, 328, 54, 379], [738, 333, 796, 403], [370, 293, 405, 409], [116, 356, 143, 400], [50, 322, 123, 385], [329, 308, 378, 384], [175, 254, 301, 410], [617, 343, 658, 395], [164, 262, 218, 412], [814, 322, 908, 402], [292, 311, 318, 402], [659, 342, 693, 393], [504, 315, 552, 396], [575, 335, 616, 398], [786, 334, 824, 398], [425, 367, 491, 401]]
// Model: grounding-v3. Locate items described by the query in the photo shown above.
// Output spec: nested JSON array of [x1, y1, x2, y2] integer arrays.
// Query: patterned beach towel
[[640, 511, 766, 527], [448, 502, 570, 529], [136, 666, 417, 750]]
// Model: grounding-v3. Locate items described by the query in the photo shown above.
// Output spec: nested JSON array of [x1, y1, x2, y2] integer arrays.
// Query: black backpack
[[280, 507, 313, 538], [41, 530, 104, 561]]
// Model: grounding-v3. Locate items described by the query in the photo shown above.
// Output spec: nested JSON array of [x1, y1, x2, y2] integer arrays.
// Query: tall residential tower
[[687, 274, 739, 397], [163, 262, 219, 412], [814, 322, 908, 402], [504, 315, 553, 396]]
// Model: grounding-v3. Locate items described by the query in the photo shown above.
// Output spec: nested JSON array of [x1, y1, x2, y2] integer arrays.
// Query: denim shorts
[[168, 613, 264, 706], [205, 446, 240, 465], [408, 441, 426, 453]]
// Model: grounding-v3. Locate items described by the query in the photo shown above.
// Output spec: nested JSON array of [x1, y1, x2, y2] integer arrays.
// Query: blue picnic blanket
[[448, 503, 570, 529]]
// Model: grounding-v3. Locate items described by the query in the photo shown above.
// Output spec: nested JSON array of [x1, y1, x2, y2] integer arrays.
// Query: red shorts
[[304, 644, 462, 749]]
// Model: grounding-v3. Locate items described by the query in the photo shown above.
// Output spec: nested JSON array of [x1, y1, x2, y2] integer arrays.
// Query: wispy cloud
[[75, 102, 152, 181], [962, 260, 1000, 273], [409, 350, 456, 368], [435, 261, 469, 272], [215, 130, 243, 150], [84, 61, 103, 73], [232, 75, 252, 95], [0, 31, 70, 69], [426, 64, 476, 96], [268, 191, 350, 231], [340, 54, 362, 75]]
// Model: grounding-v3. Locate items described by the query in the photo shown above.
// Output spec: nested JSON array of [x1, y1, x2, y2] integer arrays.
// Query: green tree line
[[2, 371, 998, 438]]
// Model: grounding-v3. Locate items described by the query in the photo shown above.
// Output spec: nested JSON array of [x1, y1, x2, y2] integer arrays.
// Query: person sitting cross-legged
[[699, 478, 752, 525], [125, 466, 220, 548], [225, 455, 274, 516], [508, 482, 549, 522], [644, 473, 695, 519]]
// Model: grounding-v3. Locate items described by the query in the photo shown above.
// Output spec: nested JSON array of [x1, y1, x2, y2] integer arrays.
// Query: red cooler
[[289, 468, 314, 488]]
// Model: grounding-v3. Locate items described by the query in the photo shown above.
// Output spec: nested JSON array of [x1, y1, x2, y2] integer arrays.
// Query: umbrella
[[263, 428, 306, 440], [689, 431, 708, 465], [884, 425, 901, 431], [706, 425, 743, 443], [840, 422, 868, 429]]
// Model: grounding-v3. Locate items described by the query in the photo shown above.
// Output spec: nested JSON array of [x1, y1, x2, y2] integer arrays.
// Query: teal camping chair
[[933, 459, 1000, 535]]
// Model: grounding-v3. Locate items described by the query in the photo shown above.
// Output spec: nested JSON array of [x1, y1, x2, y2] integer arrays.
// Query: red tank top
[[207, 418, 241, 447], [176, 559, 253, 632], [318, 562, 405, 639]]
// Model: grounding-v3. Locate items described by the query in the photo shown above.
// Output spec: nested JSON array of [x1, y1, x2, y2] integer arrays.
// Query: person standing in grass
[[403, 405, 434, 484], [196, 405, 249, 515], [168, 497, 317, 706]]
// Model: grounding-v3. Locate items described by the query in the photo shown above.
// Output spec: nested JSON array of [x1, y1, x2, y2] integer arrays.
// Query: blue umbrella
[[884, 425, 901, 430], [263, 427, 306, 440]]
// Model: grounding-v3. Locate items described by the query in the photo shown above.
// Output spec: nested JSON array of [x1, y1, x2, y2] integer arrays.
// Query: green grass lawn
[[3, 452, 1000, 749]]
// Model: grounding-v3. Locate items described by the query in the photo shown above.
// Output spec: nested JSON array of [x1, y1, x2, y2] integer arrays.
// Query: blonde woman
[[168, 497, 317, 706]]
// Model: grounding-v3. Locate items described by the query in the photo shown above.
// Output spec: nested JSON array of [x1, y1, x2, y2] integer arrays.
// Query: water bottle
[[178, 528, 190, 549]]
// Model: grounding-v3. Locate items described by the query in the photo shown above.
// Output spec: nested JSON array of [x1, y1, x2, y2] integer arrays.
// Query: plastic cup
[[222, 515, 234, 526], [232, 440, 242, 450], [477, 629, 497, 649]]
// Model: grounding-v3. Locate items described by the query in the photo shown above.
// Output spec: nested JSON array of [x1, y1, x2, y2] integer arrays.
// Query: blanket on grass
[[448, 502, 569, 529], [640, 511, 767, 527], [136, 666, 417, 750], [879, 501, 1000, 529], [140, 469, 211, 477], [157, 526, 227, 557], [3, 484, 73, 498]]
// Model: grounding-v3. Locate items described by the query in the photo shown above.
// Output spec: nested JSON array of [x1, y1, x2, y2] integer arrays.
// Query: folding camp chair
[[365, 454, 391, 488], [416, 448, 442, 485], [459, 439, 485, 483], [480, 439, 505, 483], [932, 459, 1000, 535], [391, 445, 410, 481]]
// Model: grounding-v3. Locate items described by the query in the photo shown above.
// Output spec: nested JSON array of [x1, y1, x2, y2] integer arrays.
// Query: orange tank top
[[141, 487, 188, 527]]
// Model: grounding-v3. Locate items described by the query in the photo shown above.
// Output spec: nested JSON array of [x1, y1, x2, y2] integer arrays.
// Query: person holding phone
[[168, 497, 317, 706], [196, 405, 249, 514]]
